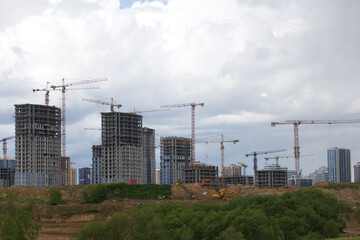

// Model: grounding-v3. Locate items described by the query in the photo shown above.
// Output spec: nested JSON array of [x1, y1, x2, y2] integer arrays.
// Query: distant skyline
[[0, 0, 360, 179]]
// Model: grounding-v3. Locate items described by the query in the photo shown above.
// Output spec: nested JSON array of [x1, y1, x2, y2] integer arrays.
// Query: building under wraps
[[15, 104, 62, 187]]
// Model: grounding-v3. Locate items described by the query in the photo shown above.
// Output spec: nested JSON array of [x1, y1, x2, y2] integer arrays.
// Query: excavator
[[212, 190, 234, 199]]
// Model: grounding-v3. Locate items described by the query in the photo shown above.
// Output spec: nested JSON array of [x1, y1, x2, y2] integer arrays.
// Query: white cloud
[[0, 0, 359, 177]]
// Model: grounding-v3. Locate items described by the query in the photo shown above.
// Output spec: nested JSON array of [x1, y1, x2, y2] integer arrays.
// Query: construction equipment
[[203, 135, 239, 186], [51, 77, 107, 185], [237, 162, 248, 176], [271, 119, 360, 175], [176, 177, 182, 186], [82, 97, 122, 112], [212, 190, 234, 199], [0, 136, 15, 161], [264, 154, 313, 169], [245, 149, 286, 171], [195, 178, 214, 186], [165, 135, 239, 186], [33, 82, 55, 106], [160, 102, 204, 165], [129, 108, 170, 114]]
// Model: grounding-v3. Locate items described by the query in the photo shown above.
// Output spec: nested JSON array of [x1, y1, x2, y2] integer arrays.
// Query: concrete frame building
[[0, 168, 15, 189], [79, 167, 91, 185], [142, 127, 155, 184], [0, 157, 16, 169], [91, 145, 102, 184], [354, 162, 360, 182], [223, 164, 241, 178], [101, 112, 143, 184], [15, 104, 62, 187], [328, 147, 351, 183], [183, 161, 218, 184], [255, 170, 287, 187], [160, 136, 191, 185]]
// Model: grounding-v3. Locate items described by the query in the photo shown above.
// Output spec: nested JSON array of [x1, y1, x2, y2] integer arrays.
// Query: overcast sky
[[1, 0, 360, 179]]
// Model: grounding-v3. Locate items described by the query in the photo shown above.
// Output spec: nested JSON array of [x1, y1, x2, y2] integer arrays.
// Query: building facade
[[183, 161, 218, 184], [15, 104, 62, 187], [160, 136, 191, 185], [354, 162, 360, 182], [255, 170, 287, 187], [223, 164, 241, 177], [101, 112, 143, 184], [309, 166, 329, 185], [142, 127, 155, 184], [328, 147, 351, 183], [79, 167, 91, 185], [91, 145, 102, 184]]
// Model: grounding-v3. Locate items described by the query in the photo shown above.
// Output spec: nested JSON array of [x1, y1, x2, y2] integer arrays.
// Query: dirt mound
[[314, 182, 330, 187]]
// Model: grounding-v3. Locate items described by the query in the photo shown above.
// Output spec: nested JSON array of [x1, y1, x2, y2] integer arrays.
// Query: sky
[[1, 0, 360, 179]]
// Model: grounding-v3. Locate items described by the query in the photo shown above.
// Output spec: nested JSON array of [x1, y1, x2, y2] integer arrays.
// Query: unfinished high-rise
[[15, 104, 62, 187], [101, 112, 143, 184], [142, 127, 155, 184], [91, 145, 102, 184], [160, 136, 191, 184]]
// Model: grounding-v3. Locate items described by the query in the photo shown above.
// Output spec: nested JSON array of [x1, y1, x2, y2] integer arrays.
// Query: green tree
[[48, 189, 63, 204]]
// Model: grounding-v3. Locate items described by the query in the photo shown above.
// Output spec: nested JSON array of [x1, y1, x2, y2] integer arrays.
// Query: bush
[[48, 189, 66, 204], [78, 189, 351, 239]]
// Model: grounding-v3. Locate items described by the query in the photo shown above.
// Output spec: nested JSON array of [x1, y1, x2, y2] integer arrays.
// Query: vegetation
[[0, 199, 41, 240], [78, 189, 351, 240], [325, 182, 360, 190], [48, 189, 67, 204], [82, 183, 172, 203]]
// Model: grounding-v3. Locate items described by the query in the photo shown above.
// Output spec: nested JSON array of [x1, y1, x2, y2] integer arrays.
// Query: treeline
[[82, 183, 172, 203], [78, 189, 351, 240]]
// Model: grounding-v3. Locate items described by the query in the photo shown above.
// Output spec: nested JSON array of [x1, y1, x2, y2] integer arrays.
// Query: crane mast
[[83, 97, 122, 112], [271, 119, 360, 175], [51, 77, 107, 185], [0, 136, 15, 161], [245, 149, 286, 171], [160, 102, 204, 165]]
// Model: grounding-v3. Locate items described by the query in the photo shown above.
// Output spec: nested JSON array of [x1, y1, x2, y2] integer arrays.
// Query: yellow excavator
[[212, 190, 234, 199]]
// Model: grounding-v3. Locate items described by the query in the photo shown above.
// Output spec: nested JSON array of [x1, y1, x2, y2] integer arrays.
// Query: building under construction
[[91, 145, 102, 184], [142, 127, 155, 184], [15, 104, 62, 187], [160, 136, 191, 184], [101, 112, 143, 184], [184, 161, 218, 184], [255, 169, 287, 187]]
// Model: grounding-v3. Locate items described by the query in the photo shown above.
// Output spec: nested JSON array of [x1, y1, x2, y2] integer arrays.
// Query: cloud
[[0, 0, 360, 178]]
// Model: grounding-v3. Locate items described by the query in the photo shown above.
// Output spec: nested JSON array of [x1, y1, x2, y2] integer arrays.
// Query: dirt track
[[1, 183, 360, 239]]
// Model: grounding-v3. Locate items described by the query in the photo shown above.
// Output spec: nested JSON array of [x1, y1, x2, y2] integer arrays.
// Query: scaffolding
[[101, 112, 143, 184], [160, 136, 191, 185], [255, 170, 287, 187], [15, 104, 62, 187]]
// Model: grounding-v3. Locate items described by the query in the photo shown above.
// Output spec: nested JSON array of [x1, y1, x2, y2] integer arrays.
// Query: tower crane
[[271, 119, 360, 174], [160, 102, 204, 165], [237, 162, 248, 176], [0, 136, 15, 161], [128, 108, 170, 114], [264, 154, 313, 169], [50, 77, 107, 185], [33, 82, 55, 106], [202, 135, 239, 186], [82, 98, 122, 112], [245, 149, 286, 171]]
